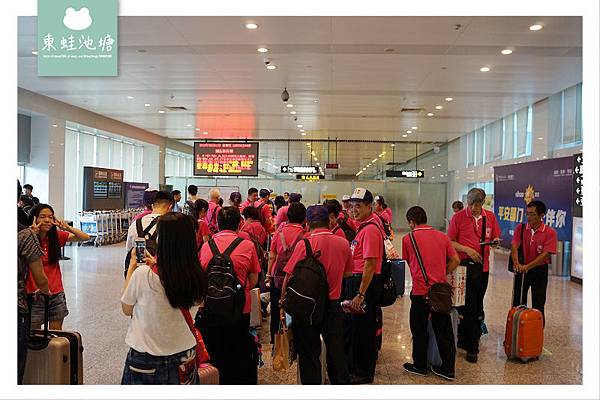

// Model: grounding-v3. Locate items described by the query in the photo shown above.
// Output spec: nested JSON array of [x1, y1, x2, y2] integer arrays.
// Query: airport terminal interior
[[17, 16, 584, 385]]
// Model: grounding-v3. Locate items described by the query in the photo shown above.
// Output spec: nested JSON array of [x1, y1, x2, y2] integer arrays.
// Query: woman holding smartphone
[[121, 212, 207, 385], [26, 204, 91, 330]]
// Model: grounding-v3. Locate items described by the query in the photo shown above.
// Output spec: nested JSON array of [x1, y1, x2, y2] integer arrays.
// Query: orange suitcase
[[198, 363, 219, 384], [503, 273, 544, 362]]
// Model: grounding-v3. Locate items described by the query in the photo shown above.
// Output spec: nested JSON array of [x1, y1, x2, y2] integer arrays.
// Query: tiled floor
[[58, 242, 582, 385]]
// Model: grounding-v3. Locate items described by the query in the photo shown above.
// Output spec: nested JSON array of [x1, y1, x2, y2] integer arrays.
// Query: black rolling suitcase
[[23, 295, 83, 384]]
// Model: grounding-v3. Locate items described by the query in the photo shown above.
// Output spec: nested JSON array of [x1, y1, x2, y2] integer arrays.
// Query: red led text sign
[[194, 142, 259, 177]]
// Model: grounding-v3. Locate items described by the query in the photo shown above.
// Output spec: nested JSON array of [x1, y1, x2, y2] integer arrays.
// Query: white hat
[[342, 195, 351, 201]]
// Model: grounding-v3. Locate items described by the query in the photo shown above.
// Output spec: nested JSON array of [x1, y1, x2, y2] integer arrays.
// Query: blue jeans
[[121, 347, 199, 385]]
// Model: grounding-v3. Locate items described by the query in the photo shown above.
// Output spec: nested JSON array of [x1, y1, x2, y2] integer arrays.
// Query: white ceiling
[[18, 16, 581, 178]]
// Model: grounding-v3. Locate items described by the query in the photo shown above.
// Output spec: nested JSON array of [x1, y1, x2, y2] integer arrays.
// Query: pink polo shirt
[[199, 231, 261, 314], [350, 215, 384, 274], [284, 229, 354, 300], [271, 223, 305, 255], [275, 205, 289, 227], [447, 208, 500, 272], [512, 223, 557, 265], [332, 225, 349, 242], [240, 220, 268, 247], [376, 208, 393, 225], [205, 201, 221, 230], [402, 225, 457, 296]]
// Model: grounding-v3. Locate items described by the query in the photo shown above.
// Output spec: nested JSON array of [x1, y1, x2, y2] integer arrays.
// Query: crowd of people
[[16, 181, 557, 385]]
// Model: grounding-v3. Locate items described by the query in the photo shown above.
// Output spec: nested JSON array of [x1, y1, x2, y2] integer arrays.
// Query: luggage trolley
[[78, 212, 98, 246]]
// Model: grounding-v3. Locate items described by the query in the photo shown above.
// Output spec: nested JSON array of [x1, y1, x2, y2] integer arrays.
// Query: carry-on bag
[[503, 272, 544, 362], [446, 265, 466, 307], [198, 363, 219, 384], [427, 308, 459, 367], [23, 295, 83, 384], [250, 288, 262, 327], [389, 259, 406, 297], [296, 335, 327, 384]]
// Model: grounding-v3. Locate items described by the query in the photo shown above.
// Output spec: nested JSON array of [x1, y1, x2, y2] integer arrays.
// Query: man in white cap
[[344, 188, 385, 384]]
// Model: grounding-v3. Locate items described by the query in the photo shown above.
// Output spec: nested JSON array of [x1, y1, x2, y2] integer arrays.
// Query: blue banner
[[494, 157, 574, 247]]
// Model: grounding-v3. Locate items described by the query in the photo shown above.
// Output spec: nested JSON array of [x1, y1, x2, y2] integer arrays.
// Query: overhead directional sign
[[281, 165, 320, 174], [296, 174, 323, 181], [386, 169, 425, 178]]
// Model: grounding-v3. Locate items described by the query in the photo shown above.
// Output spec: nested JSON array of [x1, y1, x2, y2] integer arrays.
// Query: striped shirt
[[18, 224, 44, 313]]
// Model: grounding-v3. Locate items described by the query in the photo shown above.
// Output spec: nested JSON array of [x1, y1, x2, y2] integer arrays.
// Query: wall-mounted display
[[194, 142, 259, 176]]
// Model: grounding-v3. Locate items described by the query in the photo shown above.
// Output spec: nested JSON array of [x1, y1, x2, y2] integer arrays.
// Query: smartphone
[[135, 239, 146, 263]]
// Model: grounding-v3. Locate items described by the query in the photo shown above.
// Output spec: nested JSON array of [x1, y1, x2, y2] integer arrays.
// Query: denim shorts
[[29, 292, 69, 327], [121, 347, 199, 385]]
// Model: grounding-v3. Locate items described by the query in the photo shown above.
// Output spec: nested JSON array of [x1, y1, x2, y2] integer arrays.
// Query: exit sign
[[325, 163, 339, 169], [386, 169, 425, 178]]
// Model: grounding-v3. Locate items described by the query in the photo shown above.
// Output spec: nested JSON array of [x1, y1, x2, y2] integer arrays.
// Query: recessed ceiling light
[[52, 124, 57, 128], [257, 47, 269, 53], [245, 23, 259, 30], [297, 124, 303, 128], [316, 162, 320, 166], [266, 65, 277, 70], [372, 158, 378, 163], [313, 99, 319, 103], [158, 110, 165, 114], [186, 124, 192, 127], [529, 24, 543, 31], [299, 129, 305, 132], [290, 111, 297, 115], [432, 166, 436, 169], [435, 105, 443, 110], [195, 128, 201, 131], [31, 50, 38, 55], [427, 112, 434, 117], [144, 103, 151, 107], [501, 49, 513, 55], [402, 134, 408, 138], [445, 97, 453, 102], [412, 126, 418, 130], [127, 95, 134, 99], [480, 66, 491, 72], [391, 144, 395, 147], [537, 137, 544, 140], [406, 130, 412, 134], [437, 163, 441, 167], [202, 131, 208, 135], [286, 104, 294, 108], [314, 158, 318, 161], [362, 168, 366, 171], [301, 132, 306, 136]]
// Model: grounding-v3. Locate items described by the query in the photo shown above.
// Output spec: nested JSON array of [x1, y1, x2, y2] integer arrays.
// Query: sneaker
[[403, 363, 428, 377], [466, 352, 478, 363], [349, 374, 374, 384], [431, 366, 455, 381]]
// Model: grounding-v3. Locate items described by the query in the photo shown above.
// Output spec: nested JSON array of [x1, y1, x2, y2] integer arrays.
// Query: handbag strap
[[480, 215, 487, 256], [408, 232, 430, 288]]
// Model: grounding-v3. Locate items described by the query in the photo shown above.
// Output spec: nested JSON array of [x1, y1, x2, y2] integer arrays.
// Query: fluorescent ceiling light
[[286, 104, 294, 108], [435, 105, 443, 110], [290, 111, 297, 115], [245, 23, 259, 29], [158, 110, 165, 114], [297, 124, 303, 128], [427, 112, 434, 117], [529, 24, 543, 31], [501, 49, 513, 55], [480, 66, 491, 72], [444, 97, 453, 102], [266, 65, 277, 70], [301, 132, 306, 136], [144, 103, 151, 107], [402, 134, 408, 138], [127, 96, 134, 99], [406, 130, 412, 134], [412, 126, 418, 130], [257, 47, 269, 53]]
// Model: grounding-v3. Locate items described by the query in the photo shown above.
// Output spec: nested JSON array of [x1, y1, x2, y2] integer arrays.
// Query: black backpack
[[123, 218, 159, 278], [273, 230, 303, 289], [282, 239, 329, 326], [336, 211, 357, 242], [203, 237, 246, 327], [355, 222, 397, 307]]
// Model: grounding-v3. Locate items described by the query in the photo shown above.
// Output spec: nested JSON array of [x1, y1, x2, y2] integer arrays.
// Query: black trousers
[[294, 300, 350, 384], [477, 271, 489, 323], [409, 295, 456, 374], [456, 260, 483, 353], [343, 274, 382, 378], [197, 313, 257, 384], [512, 265, 549, 322], [18, 310, 31, 384], [269, 286, 281, 344]]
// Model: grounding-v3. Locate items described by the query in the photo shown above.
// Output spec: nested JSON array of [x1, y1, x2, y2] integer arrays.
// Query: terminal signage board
[[572, 153, 582, 217], [385, 169, 425, 178], [296, 174, 323, 181], [281, 165, 320, 174], [194, 142, 258, 177], [494, 157, 574, 247], [325, 163, 339, 169]]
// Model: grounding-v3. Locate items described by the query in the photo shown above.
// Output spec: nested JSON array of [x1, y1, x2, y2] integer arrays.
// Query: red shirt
[[447, 208, 501, 272], [274, 206, 289, 227], [284, 229, 354, 300], [338, 211, 358, 231], [512, 223, 557, 265], [240, 199, 252, 212], [26, 230, 70, 294], [376, 208, 393, 225], [332, 225, 349, 242], [199, 231, 261, 314], [240, 220, 268, 246], [196, 219, 210, 250], [205, 201, 221, 229], [402, 225, 457, 296], [271, 223, 305, 255], [133, 209, 152, 222], [350, 215, 384, 274], [255, 200, 275, 234]]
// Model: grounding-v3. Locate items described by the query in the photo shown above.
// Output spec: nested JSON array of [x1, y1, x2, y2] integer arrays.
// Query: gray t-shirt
[[17, 224, 44, 314]]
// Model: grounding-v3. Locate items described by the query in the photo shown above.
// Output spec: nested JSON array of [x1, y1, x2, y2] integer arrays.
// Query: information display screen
[[93, 181, 108, 198], [194, 142, 259, 176]]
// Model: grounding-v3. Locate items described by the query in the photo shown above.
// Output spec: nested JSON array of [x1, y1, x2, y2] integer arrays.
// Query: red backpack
[[273, 229, 303, 289]]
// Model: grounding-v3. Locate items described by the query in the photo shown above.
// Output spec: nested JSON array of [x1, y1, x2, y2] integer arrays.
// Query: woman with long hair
[[121, 212, 207, 385], [26, 204, 90, 330]]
